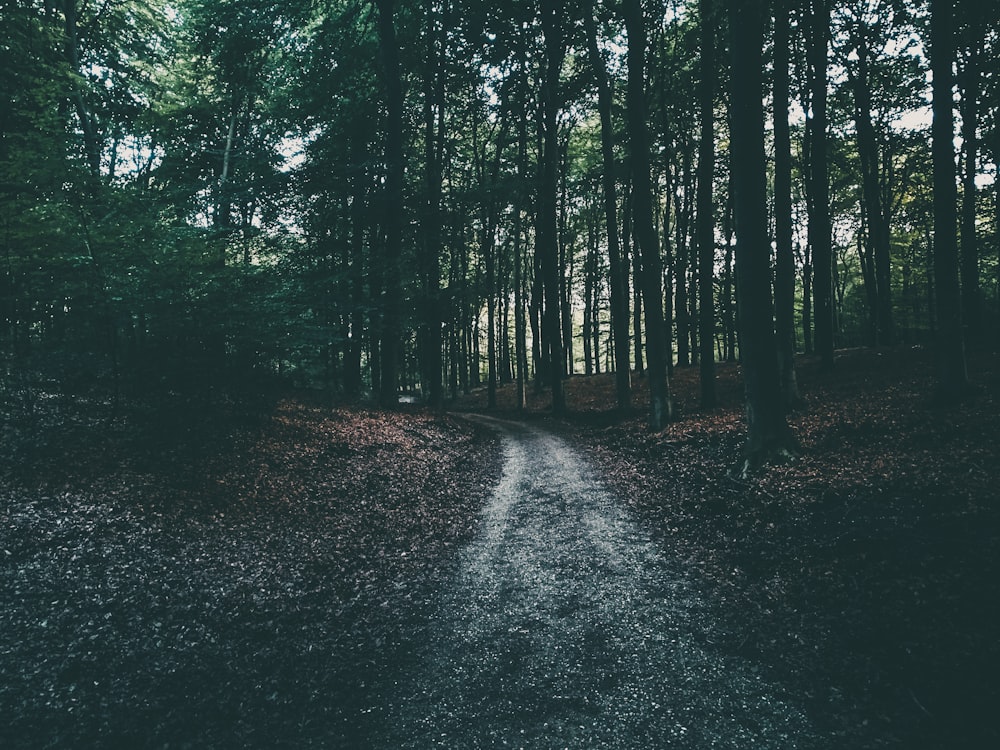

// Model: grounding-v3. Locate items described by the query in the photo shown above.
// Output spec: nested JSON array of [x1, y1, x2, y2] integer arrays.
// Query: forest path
[[379, 415, 822, 749]]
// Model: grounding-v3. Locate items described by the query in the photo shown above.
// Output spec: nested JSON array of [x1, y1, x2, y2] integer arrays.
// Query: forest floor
[[457, 344, 1000, 748], [1, 344, 998, 748], [0, 388, 503, 748]]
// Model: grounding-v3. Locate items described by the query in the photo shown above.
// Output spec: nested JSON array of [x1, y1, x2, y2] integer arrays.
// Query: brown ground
[[458, 345, 1000, 748]]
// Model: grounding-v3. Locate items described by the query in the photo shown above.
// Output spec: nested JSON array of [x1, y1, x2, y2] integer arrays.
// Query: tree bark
[[375, 0, 404, 408], [345, 136, 367, 397], [583, 0, 632, 410], [539, 0, 566, 412], [726, 0, 796, 471], [420, 0, 446, 408], [674, 157, 690, 367], [623, 0, 673, 429], [697, 0, 717, 409], [930, 0, 968, 398], [806, 0, 834, 369], [773, 0, 800, 407], [848, 27, 893, 346], [959, 28, 982, 341]]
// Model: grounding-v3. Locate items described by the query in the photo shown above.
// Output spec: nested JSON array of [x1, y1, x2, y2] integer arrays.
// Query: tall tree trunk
[[856, 202, 879, 344], [539, 0, 566, 412], [583, 1, 632, 410], [685, 164, 699, 366], [345, 137, 367, 397], [514, 28, 530, 409], [486, 231, 497, 408], [727, 0, 796, 472], [773, 0, 800, 407], [662, 185, 675, 378], [375, 0, 404, 408], [584, 212, 595, 375], [674, 161, 690, 366], [849, 29, 893, 346], [959, 30, 982, 341], [531, 231, 545, 392], [697, 0, 717, 409], [514, 209, 528, 409], [559, 137, 574, 376], [930, 0, 969, 398], [623, 0, 673, 429], [722, 184, 736, 361], [806, 0, 834, 368], [420, 0, 446, 407], [624, 185, 644, 373]]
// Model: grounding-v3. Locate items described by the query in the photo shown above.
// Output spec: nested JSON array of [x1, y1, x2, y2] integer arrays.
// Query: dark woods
[[3, 0, 998, 456]]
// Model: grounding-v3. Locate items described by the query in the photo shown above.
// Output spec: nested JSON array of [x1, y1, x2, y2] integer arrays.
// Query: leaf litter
[[1, 395, 501, 748]]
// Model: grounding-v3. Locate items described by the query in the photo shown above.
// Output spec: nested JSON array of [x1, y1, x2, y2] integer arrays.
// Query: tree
[[419, 0, 447, 408], [374, 0, 405, 407], [773, 0, 801, 407], [539, 0, 567, 413], [696, 0, 717, 409], [957, 3, 985, 341], [929, 0, 969, 398], [805, 0, 835, 368], [583, 0, 632, 412], [726, 0, 797, 470], [622, 0, 673, 429]]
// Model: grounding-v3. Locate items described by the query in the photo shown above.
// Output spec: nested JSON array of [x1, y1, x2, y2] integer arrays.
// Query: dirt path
[[379, 416, 824, 749]]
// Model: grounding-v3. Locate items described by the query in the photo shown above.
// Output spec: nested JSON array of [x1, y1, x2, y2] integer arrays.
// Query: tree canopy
[[3, 0, 998, 454]]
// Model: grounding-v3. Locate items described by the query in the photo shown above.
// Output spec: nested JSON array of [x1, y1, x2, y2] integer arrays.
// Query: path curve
[[380, 416, 821, 749]]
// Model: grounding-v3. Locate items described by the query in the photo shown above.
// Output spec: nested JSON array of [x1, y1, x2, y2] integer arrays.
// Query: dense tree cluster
[[3, 0, 997, 458]]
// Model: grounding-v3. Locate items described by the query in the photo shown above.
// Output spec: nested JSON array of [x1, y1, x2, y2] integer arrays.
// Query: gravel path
[[380, 416, 823, 749]]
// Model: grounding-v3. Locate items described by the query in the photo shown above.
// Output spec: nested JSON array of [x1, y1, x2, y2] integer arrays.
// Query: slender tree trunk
[[859, 205, 880, 343], [559, 137, 574, 376], [345, 138, 367, 397], [584, 213, 595, 375], [514, 211, 528, 408], [930, 0, 968, 398], [722, 186, 736, 361], [369, 229, 384, 399], [623, 0, 673, 429], [531, 234, 544, 392], [959, 32, 982, 341], [686, 165, 699, 366], [773, 0, 800, 407], [374, 0, 405, 407], [662, 187, 675, 378], [675, 162, 690, 366], [697, 0, 717, 409], [486, 230, 498, 408], [514, 30, 530, 409], [807, 0, 834, 368], [727, 0, 796, 472], [499, 246, 514, 384], [849, 30, 893, 346], [583, 1, 632, 409], [539, 0, 565, 412], [420, 0, 446, 407]]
